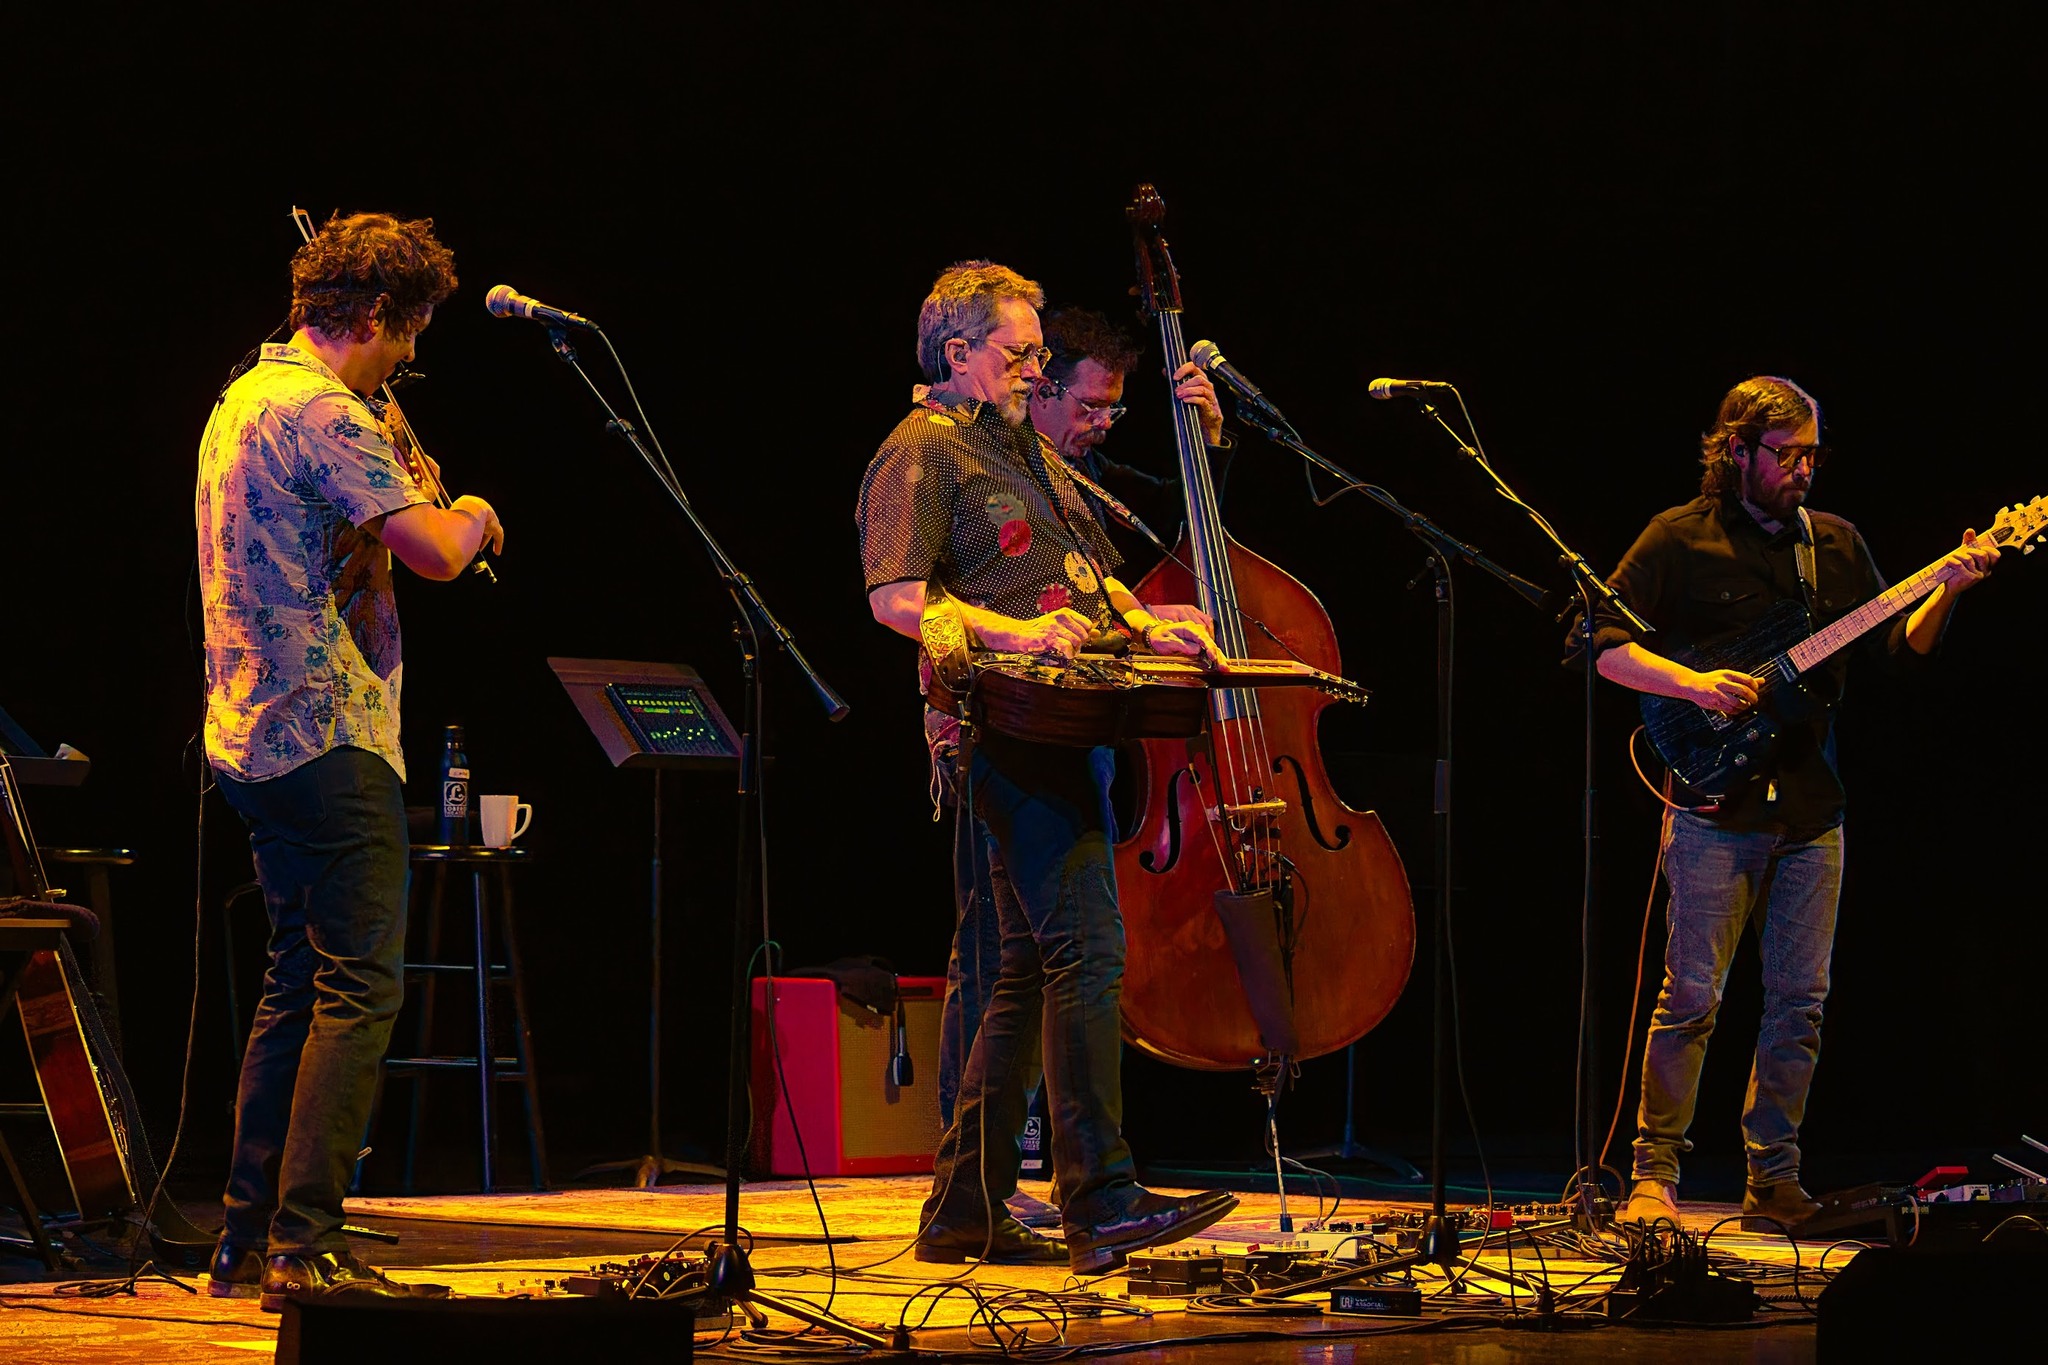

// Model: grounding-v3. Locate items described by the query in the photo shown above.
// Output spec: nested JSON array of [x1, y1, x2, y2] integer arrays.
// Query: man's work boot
[[1620, 1179, 1682, 1228], [1741, 1181, 1822, 1234]]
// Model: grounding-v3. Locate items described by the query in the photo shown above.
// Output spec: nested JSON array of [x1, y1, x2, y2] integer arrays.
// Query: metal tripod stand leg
[[1289, 1042, 1425, 1182]]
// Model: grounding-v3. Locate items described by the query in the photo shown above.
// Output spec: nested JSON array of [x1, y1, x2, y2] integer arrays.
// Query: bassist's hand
[[1687, 668, 1761, 715]]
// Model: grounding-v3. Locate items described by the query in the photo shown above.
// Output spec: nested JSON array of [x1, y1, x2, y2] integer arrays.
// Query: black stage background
[[11, 9, 2039, 1197]]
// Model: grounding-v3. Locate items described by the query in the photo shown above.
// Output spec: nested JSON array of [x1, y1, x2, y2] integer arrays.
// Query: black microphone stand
[[1232, 401, 1553, 1272], [1386, 393, 1651, 1230], [535, 328, 884, 1346]]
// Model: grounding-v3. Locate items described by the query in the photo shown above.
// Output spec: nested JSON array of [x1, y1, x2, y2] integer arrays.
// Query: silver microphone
[[1188, 339, 1284, 420], [1367, 377, 1455, 400], [484, 284, 599, 330]]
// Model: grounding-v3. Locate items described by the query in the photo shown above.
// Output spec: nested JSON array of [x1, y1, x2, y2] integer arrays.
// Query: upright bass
[[1114, 186, 1415, 1076]]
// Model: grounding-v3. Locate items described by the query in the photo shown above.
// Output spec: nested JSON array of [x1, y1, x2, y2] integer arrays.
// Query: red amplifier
[[747, 975, 945, 1177]]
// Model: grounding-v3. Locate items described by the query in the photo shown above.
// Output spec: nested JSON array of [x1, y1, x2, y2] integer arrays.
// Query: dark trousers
[[926, 735, 1136, 1236], [215, 746, 409, 1256], [938, 749, 1114, 1127]]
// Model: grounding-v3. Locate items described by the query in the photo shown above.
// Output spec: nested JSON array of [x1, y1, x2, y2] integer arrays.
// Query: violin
[[289, 207, 495, 583]]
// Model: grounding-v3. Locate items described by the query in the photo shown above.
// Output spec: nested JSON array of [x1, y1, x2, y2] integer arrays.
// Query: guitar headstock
[[1986, 494, 2048, 555], [1127, 183, 1183, 320]]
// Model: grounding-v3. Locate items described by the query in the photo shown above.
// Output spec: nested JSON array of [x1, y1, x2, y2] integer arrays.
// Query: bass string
[[1158, 308, 1281, 892]]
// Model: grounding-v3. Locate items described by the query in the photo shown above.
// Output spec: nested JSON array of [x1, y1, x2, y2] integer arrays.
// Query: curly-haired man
[[196, 211, 505, 1309]]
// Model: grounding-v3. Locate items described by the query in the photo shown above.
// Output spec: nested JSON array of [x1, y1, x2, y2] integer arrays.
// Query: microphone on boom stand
[[1189, 339, 1290, 425]]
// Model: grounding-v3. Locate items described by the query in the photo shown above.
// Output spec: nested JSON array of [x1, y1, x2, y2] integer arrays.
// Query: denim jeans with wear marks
[[1634, 811, 1843, 1189]]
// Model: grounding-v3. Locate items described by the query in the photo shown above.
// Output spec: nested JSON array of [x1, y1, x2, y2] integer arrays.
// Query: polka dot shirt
[[858, 396, 1123, 624]]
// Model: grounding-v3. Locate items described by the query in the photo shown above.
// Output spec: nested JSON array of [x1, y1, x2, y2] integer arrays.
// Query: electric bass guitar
[[1642, 495, 2044, 797]]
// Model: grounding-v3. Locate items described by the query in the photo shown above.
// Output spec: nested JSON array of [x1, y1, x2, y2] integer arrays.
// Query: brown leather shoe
[[258, 1250, 451, 1313], [1741, 1181, 1821, 1233], [914, 1213, 1066, 1265], [1067, 1189, 1239, 1274], [206, 1238, 265, 1299]]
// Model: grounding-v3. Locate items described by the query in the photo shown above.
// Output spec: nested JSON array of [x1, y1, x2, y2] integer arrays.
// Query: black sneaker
[[258, 1250, 451, 1313]]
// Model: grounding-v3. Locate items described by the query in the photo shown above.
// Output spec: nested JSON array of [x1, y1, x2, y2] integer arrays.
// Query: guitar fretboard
[[1783, 554, 1957, 674]]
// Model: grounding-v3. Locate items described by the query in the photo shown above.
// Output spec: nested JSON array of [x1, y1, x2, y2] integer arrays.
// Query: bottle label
[[447, 767, 470, 780], [442, 780, 469, 815]]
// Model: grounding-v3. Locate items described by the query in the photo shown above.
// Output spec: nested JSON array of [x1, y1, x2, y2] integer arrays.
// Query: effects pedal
[[1124, 1247, 1224, 1298], [1219, 1243, 1326, 1290]]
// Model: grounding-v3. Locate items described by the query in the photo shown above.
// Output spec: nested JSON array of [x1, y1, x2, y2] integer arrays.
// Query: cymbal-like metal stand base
[[702, 1241, 899, 1351], [571, 1153, 726, 1189], [1290, 1042, 1427, 1182]]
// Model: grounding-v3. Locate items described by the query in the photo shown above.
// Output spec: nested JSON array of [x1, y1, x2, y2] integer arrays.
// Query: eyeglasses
[[975, 338, 1053, 373], [1755, 439, 1830, 471], [1038, 376, 1128, 426]]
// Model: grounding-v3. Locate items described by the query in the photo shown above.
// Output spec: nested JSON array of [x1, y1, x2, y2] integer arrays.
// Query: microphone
[[484, 284, 599, 330], [1367, 377, 1454, 400], [1188, 339, 1286, 420]]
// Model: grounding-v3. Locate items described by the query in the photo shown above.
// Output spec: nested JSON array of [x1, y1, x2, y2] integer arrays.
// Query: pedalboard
[[562, 1255, 709, 1302], [1804, 1176, 2046, 1250]]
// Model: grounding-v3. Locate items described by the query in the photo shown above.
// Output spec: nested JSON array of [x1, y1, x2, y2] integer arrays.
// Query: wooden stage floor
[[0, 1176, 1830, 1363]]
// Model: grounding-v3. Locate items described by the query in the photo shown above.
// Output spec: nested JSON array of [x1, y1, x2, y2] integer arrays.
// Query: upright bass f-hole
[[1273, 753, 1350, 851], [289, 206, 495, 584]]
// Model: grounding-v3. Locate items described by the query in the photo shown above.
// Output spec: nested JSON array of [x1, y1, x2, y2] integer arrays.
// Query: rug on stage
[[346, 1175, 940, 1241]]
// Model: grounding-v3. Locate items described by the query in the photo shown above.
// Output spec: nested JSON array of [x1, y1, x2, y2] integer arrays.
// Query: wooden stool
[[365, 845, 548, 1193]]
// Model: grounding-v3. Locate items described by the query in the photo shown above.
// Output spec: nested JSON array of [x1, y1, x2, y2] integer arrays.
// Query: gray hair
[[915, 260, 1045, 383]]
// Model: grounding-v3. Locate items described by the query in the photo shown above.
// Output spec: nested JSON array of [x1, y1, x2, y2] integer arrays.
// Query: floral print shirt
[[195, 344, 429, 782]]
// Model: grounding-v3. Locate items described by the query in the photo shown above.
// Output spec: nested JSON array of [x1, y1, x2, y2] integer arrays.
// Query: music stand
[[549, 657, 740, 1187]]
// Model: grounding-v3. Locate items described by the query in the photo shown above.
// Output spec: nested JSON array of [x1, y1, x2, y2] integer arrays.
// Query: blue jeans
[[215, 746, 410, 1256], [1634, 812, 1844, 1188], [926, 736, 1136, 1235]]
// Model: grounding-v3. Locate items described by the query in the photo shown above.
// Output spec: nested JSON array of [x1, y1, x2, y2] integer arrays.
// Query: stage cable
[[1594, 775, 1675, 1188]]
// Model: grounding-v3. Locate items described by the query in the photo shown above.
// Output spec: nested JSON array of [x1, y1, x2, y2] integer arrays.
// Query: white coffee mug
[[479, 794, 533, 848]]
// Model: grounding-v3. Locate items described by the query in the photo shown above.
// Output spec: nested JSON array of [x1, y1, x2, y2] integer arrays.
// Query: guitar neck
[[1783, 556, 1949, 674]]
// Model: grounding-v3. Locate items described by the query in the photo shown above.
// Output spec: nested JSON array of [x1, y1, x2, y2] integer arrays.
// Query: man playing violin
[[196, 211, 505, 1309], [1589, 375, 1997, 1233], [858, 260, 1237, 1272]]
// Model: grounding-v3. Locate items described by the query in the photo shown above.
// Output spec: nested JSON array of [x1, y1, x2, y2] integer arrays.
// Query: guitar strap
[[1793, 507, 1819, 617], [1046, 443, 1171, 554]]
